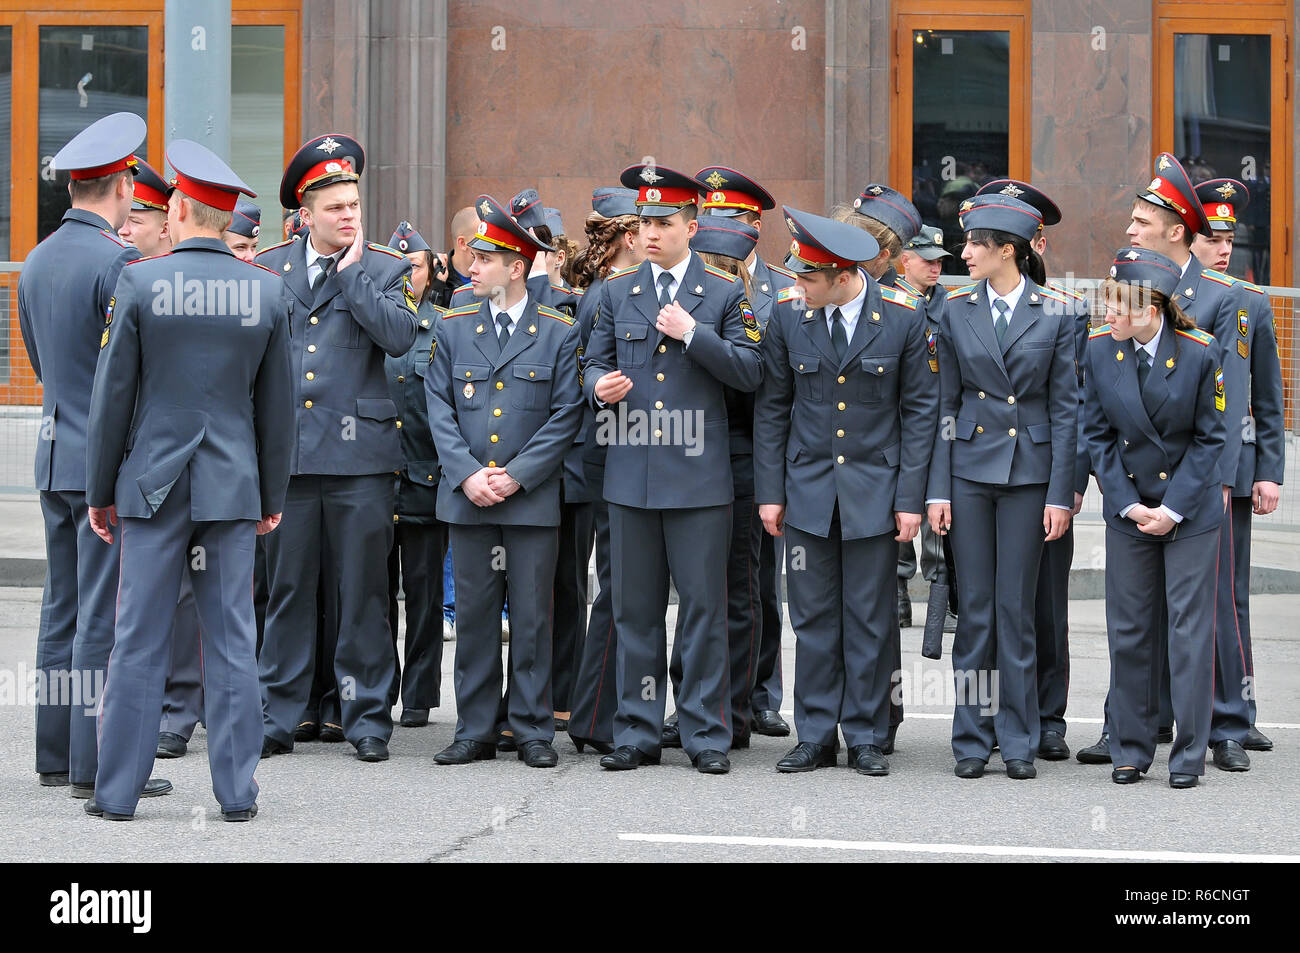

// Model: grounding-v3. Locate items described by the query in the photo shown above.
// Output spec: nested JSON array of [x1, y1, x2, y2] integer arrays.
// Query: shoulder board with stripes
[[99, 229, 129, 247], [245, 261, 278, 276], [1200, 269, 1235, 288], [702, 263, 739, 282], [766, 261, 797, 279], [1088, 324, 1113, 339], [539, 304, 575, 325], [1240, 280, 1266, 295], [947, 284, 977, 299], [893, 277, 922, 296], [367, 242, 405, 260], [1049, 281, 1086, 301], [549, 283, 579, 297], [568, 285, 584, 297], [125, 252, 170, 266], [255, 239, 294, 258], [880, 286, 918, 310], [1037, 287, 1069, 305], [607, 265, 639, 281], [775, 286, 802, 303], [432, 305, 449, 316], [1176, 327, 1214, 346], [441, 304, 480, 320]]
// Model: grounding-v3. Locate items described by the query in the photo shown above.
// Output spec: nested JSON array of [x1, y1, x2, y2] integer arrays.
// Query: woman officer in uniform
[[1083, 248, 1227, 789], [926, 193, 1077, 780]]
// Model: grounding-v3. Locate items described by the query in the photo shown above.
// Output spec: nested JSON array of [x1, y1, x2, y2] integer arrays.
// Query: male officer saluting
[[256, 134, 418, 763], [755, 208, 937, 776], [84, 139, 292, 820], [425, 195, 583, 767], [17, 113, 149, 796], [584, 162, 763, 774]]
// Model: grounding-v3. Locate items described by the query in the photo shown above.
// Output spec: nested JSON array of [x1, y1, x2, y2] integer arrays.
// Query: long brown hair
[[570, 212, 640, 289], [1099, 277, 1196, 330]]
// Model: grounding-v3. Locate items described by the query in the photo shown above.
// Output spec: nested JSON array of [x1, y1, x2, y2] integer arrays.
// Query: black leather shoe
[[1111, 767, 1142, 784], [599, 746, 660, 770], [882, 724, 898, 755], [39, 772, 69, 787], [222, 804, 258, 822], [1075, 732, 1111, 764], [355, 737, 389, 762], [897, 600, 913, 629], [84, 799, 132, 821], [399, 708, 429, 727], [496, 731, 518, 752], [849, 744, 889, 776], [319, 722, 345, 743], [570, 735, 613, 755], [731, 732, 751, 750], [434, 739, 497, 764], [1037, 730, 1070, 761], [1169, 772, 1198, 789], [954, 758, 985, 779], [554, 718, 569, 733], [156, 731, 188, 759], [75, 777, 173, 800], [1156, 726, 1174, 744], [518, 740, 559, 768], [775, 741, 837, 772], [692, 749, 730, 774], [260, 736, 293, 759], [751, 709, 790, 737], [660, 721, 682, 748], [1211, 740, 1250, 772], [293, 720, 320, 742], [1244, 726, 1273, 751], [1005, 759, 1037, 780]]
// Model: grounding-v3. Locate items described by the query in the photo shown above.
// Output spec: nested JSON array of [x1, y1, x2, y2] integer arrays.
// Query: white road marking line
[[617, 832, 1300, 862], [776, 711, 1300, 729]]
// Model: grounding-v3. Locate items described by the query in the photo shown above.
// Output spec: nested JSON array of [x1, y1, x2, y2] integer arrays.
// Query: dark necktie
[[830, 307, 848, 361], [1137, 347, 1152, 390], [497, 313, 512, 352], [994, 298, 1010, 345], [312, 255, 335, 292], [658, 272, 675, 308]]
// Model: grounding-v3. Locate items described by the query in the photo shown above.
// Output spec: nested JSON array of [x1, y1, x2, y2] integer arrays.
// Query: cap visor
[[636, 205, 690, 218]]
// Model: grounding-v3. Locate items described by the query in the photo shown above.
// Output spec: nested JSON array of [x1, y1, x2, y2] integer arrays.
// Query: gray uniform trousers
[[159, 576, 204, 739], [551, 499, 595, 714], [1034, 525, 1072, 738], [94, 469, 260, 815], [751, 532, 785, 713], [449, 524, 558, 744], [1105, 524, 1216, 776], [34, 490, 120, 784], [387, 520, 448, 710], [1209, 498, 1253, 744], [567, 501, 617, 743]]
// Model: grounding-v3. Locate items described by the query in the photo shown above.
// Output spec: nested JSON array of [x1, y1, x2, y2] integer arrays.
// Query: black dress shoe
[[599, 746, 660, 770], [319, 723, 345, 743], [897, 600, 913, 629], [660, 721, 682, 748], [1156, 726, 1174, 744], [84, 799, 132, 821], [518, 740, 559, 768], [570, 735, 613, 755], [751, 709, 790, 737], [730, 732, 751, 750], [1005, 759, 1037, 780], [496, 731, 518, 752], [1111, 767, 1143, 784], [39, 772, 69, 787], [435, 739, 497, 764], [1244, 725, 1273, 751], [75, 778, 173, 800], [355, 737, 389, 762], [848, 745, 889, 776], [1037, 730, 1070, 761], [156, 731, 188, 759], [692, 749, 731, 774], [260, 736, 293, 759], [775, 741, 837, 772], [222, 804, 258, 822], [293, 720, 320, 742], [1076, 732, 1111, 764], [882, 724, 898, 755], [954, 758, 986, 779], [1211, 740, 1250, 772], [399, 708, 429, 727], [1169, 772, 1198, 789]]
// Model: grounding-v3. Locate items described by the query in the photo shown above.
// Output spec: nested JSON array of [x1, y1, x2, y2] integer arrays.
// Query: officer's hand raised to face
[[338, 222, 365, 271], [593, 370, 634, 404], [462, 467, 506, 507]]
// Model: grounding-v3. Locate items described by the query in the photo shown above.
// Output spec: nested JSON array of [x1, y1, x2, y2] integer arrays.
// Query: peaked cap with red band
[[130, 157, 170, 212], [466, 194, 553, 258], [696, 166, 776, 217], [51, 111, 145, 181], [279, 134, 364, 210], [619, 163, 704, 218], [1137, 153, 1212, 237], [165, 139, 255, 213], [1193, 177, 1249, 232], [780, 204, 879, 274]]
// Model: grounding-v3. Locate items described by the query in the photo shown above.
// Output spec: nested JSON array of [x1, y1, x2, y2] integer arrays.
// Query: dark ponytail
[[966, 228, 1045, 284]]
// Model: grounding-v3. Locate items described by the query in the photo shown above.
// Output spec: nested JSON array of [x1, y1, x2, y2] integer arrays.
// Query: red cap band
[[70, 155, 138, 181], [789, 237, 854, 269], [1206, 201, 1236, 224], [295, 158, 357, 202], [636, 185, 697, 207], [1145, 176, 1196, 232], [701, 189, 761, 214], [474, 219, 531, 255], [132, 182, 169, 212], [171, 171, 239, 212]]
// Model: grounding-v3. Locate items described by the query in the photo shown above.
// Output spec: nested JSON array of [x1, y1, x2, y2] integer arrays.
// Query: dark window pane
[[232, 25, 285, 252], [38, 26, 148, 242], [912, 30, 1010, 276], [1174, 34, 1271, 284]]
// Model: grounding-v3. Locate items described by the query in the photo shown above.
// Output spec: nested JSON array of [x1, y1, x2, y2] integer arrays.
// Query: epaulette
[[432, 305, 449, 316], [947, 284, 977, 299], [244, 261, 278, 276], [367, 242, 405, 260], [1240, 280, 1266, 296], [1176, 327, 1214, 347], [607, 265, 639, 281], [1037, 287, 1068, 305], [702, 263, 739, 283], [255, 239, 294, 258], [539, 304, 575, 325], [569, 285, 585, 297], [550, 283, 579, 297], [1049, 281, 1087, 302], [766, 261, 797, 280], [1200, 269, 1235, 288], [125, 252, 171, 266], [775, 286, 803, 303], [441, 304, 479, 320], [880, 285, 918, 311], [99, 229, 129, 247], [1088, 324, 1113, 339]]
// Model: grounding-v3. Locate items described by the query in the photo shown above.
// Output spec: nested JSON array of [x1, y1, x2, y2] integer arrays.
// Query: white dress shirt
[[488, 293, 529, 341], [825, 270, 868, 341], [305, 238, 341, 289]]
